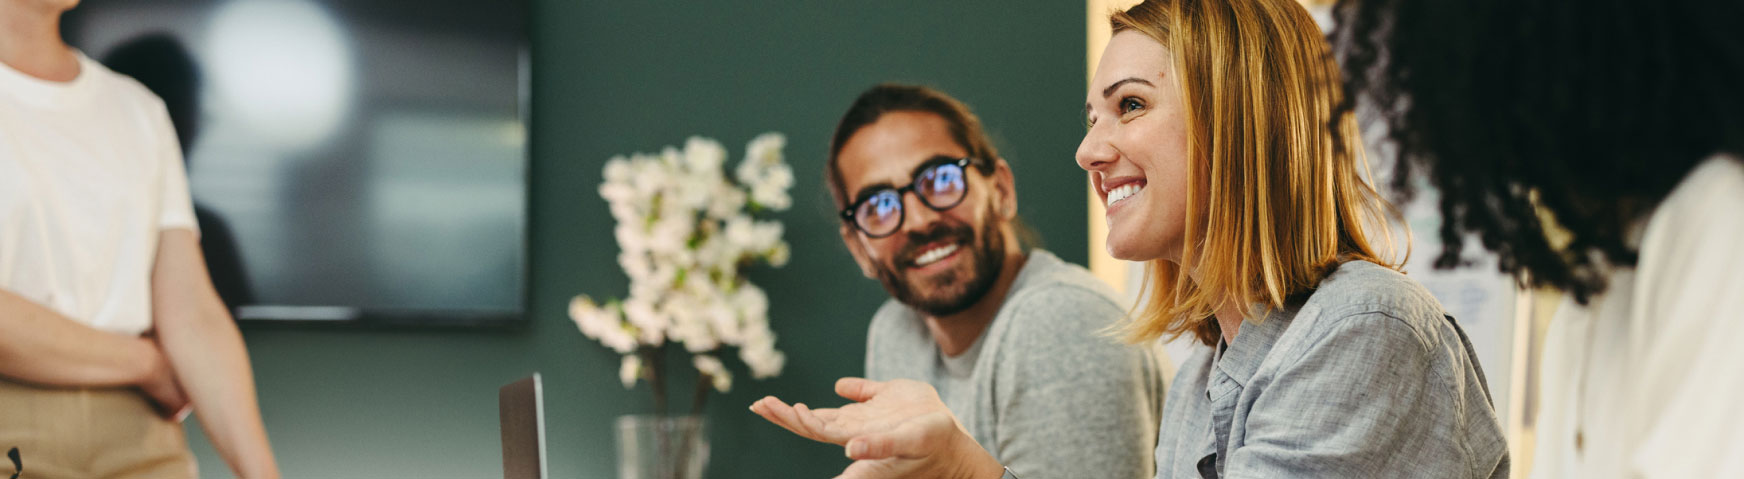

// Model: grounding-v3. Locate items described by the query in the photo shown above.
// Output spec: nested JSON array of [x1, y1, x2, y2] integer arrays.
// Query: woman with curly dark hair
[[1332, 0, 1744, 477]]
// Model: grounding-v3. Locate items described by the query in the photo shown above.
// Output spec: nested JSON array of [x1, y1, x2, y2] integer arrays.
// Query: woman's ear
[[992, 158, 1018, 219]]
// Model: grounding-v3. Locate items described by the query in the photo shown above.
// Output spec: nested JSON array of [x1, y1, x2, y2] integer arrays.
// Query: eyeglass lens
[[854, 161, 968, 237]]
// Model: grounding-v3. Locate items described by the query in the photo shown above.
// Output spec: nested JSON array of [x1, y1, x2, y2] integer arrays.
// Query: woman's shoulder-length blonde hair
[[1113, 0, 1401, 346]]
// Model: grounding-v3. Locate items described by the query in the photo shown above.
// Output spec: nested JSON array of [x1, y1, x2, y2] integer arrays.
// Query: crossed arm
[[150, 229, 279, 478], [0, 230, 278, 478], [0, 290, 184, 405]]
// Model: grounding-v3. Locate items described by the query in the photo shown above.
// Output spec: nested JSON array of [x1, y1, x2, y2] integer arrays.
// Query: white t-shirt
[[0, 50, 198, 336], [1530, 156, 1744, 478]]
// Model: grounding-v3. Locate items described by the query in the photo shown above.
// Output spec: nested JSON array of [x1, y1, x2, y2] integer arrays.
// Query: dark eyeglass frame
[[840, 156, 976, 238]]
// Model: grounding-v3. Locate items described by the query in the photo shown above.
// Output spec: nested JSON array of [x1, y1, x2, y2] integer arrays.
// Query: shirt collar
[[1213, 303, 1301, 387], [0, 49, 100, 109]]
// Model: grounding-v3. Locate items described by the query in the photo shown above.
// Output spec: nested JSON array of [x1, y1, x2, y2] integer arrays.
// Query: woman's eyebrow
[[1101, 77, 1153, 98]]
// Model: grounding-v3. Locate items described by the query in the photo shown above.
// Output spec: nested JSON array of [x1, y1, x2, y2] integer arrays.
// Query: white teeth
[[914, 244, 960, 266], [1105, 183, 1144, 208]]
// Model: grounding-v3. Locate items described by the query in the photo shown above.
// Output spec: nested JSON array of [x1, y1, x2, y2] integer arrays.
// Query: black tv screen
[[64, 0, 528, 327]]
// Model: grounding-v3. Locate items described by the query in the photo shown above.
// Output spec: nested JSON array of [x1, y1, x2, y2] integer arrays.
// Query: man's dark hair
[[826, 84, 1002, 208], [1333, 0, 1744, 303]]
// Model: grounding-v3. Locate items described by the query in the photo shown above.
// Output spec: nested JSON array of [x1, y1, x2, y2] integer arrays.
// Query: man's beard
[[874, 208, 1007, 317]]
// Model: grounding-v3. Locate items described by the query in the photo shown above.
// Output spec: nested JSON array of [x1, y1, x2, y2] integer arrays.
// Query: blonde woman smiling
[[751, 0, 1508, 477]]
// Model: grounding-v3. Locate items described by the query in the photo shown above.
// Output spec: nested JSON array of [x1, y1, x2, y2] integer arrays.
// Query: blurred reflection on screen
[[65, 0, 527, 324]]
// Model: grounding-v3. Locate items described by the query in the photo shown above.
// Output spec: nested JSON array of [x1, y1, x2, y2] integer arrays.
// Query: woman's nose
[[1077, 124, 1116, 172]]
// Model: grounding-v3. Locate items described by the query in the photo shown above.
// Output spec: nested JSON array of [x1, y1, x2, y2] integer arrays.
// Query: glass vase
[[616, 414, 709, 479]]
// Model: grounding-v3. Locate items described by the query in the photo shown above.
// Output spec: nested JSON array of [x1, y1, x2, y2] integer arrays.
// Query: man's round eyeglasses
[[840, 157, 975, 238]]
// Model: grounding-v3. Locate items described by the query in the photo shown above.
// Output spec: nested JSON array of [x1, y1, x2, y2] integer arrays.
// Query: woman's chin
[[1104, 236, 1161, 262]]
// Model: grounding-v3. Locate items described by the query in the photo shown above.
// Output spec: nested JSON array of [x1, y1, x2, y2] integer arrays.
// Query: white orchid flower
[[619, 355, 643, 389], [692, 354, 733, 393]]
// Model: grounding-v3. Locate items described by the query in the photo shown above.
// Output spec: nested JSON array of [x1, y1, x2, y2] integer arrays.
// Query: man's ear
[[991, 158, 1018, 219], [840, 225, 879, 279]]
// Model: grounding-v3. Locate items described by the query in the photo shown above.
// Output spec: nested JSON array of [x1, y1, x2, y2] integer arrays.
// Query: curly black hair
[[1331, 0, 1744, 303]]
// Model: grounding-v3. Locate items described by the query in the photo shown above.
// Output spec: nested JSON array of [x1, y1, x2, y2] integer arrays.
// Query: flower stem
[[690, 372, 710, 417], [673, 373, 710, 479], [646, 346, 667, 416]]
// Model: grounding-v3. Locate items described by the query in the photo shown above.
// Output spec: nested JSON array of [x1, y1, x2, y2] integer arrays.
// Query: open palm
[[749, 378, 1004, 479]]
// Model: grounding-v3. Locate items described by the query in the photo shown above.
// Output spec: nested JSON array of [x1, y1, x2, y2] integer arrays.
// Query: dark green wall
[[186, 1, 1087, 477]]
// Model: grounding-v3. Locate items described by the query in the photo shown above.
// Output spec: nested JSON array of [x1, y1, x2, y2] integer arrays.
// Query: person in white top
[[0, 0, 278, 477], [1328, 0, 1744, 477]]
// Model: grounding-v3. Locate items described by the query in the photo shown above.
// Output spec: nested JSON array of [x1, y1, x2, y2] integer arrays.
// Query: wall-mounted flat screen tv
[[64, 0, 528, 327]]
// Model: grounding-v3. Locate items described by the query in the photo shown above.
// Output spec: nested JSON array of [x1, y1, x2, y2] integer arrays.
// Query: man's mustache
[[894, 222, 974, 267]]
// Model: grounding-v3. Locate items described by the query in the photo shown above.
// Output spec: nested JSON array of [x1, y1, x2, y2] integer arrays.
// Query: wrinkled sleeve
[[148, 96, 198, 235]]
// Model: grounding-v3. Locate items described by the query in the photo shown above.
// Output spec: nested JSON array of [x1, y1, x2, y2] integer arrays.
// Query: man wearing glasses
[[824, 84, 1166, 479]]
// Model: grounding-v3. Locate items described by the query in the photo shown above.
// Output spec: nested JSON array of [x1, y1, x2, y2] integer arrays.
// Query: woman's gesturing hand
[[749, 378, 1005, 479]]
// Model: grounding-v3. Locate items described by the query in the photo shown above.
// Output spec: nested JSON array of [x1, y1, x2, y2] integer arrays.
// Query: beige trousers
[[0, 378, 196, 479]]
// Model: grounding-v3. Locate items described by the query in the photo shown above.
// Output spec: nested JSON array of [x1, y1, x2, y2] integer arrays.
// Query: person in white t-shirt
[[1329, 0, 1744, 477], [0, 0, 279, 478]]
